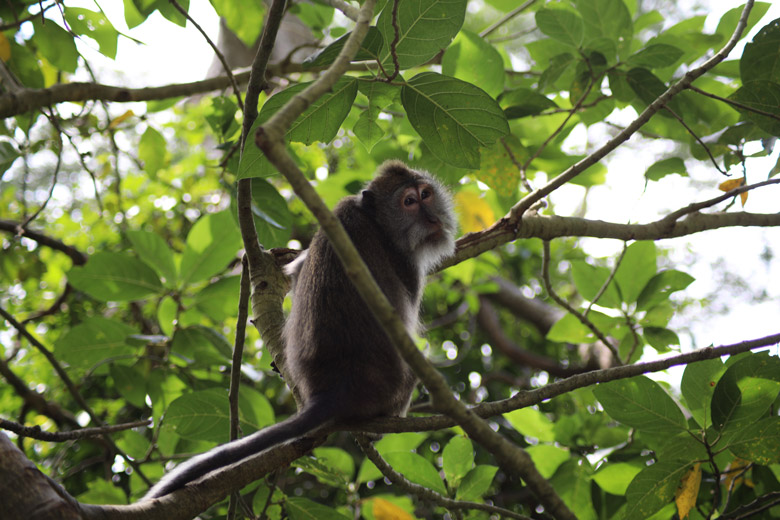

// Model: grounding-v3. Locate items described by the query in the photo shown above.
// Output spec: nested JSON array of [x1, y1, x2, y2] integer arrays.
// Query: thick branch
[[0, 219, 87, 265]]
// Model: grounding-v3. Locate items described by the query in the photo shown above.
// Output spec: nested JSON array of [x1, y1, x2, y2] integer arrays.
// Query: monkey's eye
[[404, 196, 416, 206], [420, 188, 432, 199]]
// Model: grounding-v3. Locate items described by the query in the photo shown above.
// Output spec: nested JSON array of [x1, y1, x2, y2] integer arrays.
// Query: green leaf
[[164, 387, 273, 443], [384, 452, 447, 495], [193, 276, 240, 322], [608, 70, 634, 102], [312, 447, 356, 482], [626, 44, 684, 69], [535, 8, 584, 47], [636, 269, 695, 311], [727, 417, 780, 464], [303, 27, 383, 68], [127, 230, 177, 285], [54, 317, 137, 375], [32, 19, 79, 73], [138, 127, 167, 177], [593, 376, 688, 434], [68, 252, 163, 301], [64, 8, 119, 59], [442, 30, 505, 98], [716, 3, 771, 44], [681, 357, 725, 428], [623, 461, 692, 520], [547, 312, 594, 343], [171, 326, 231, 366], [179, 211, 242, 286], [574, 0, 632, 51], [643, 327, 680, 352], [739, 15, 780, 84], [286, 497, 350, 520], [614, 242, 657, 304], [500, 88, 558, 119], [626, 67, 683, 118], [593, 463, 642, 496], [110, 365, 147, 408], [711, 353, 780, 432], [377, 0, 467, 74], [504, 407, 555, 442], [526, 445, 569, 479], [205, 96, 239, 139], [0, 141, 20, 175], [571, 260, 621, 308], [356, 433, 428, 483], [729, 80, 780, 137], [401, 72, 509, 169], [551, 459, 597, 520], [210, 0, 264, 47], [442, 436, 473, 485], [353, 110, 384, 151], [455, 465, 498, 501], [644, 157, 687, 182], [248, 177, 293, 248]]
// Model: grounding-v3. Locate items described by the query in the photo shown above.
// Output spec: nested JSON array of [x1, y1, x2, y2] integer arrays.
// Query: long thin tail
[[145, 402, 334, 498]]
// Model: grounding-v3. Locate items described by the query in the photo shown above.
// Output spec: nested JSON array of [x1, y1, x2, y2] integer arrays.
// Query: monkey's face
[[394, 179, 456, 271]]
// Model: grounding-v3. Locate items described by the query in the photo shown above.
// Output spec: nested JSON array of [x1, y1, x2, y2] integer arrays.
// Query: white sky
[[64, 0, 780, 353]]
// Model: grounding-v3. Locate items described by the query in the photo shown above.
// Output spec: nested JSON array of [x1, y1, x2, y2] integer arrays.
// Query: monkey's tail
[[144, 399, 336, 499]]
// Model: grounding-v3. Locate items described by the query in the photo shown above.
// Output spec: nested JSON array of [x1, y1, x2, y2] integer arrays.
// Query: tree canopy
[[1, 0, 780, 519]]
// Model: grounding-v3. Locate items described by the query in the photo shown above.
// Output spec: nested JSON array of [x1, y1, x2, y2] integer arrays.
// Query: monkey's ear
[[360, 189, 376, 211]]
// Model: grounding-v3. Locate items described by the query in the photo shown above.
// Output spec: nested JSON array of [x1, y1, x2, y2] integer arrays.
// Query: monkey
[[145, 160, 457, 498]]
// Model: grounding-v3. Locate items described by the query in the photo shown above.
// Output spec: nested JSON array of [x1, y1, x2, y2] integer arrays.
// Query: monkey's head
[[361, 161, 457, 274]]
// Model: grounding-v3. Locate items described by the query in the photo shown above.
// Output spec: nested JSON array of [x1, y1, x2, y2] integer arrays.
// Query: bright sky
[[65, 0, 780, 353]]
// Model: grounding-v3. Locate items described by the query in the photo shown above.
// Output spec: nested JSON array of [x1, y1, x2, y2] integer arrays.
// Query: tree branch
[[0, 418, 151, 441]]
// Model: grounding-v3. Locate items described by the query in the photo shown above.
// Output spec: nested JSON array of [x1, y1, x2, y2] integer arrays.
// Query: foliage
[[1, 0, 779, 519]]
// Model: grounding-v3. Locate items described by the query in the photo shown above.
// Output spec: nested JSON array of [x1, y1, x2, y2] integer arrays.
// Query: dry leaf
[[718, 178, 747, 206], [109, 110, 135, 129], [675, 463, 702, 519], [0, 33, 10, 62], [455, 190, 495, 233]]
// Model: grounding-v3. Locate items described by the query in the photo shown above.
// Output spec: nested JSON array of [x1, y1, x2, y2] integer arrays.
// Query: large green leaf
[[179, 211, 242, 286], [574, 0, 632, 51], [127, 230, 177, 286], [711, 353, 780, 433], [571, 260, 621, 308], [377, 0, 466, 74], [729, 80, 780, 137], [681, 357, 725, 428], [68, 252, 163, 301], [64, 8, 119, 59], [636, 269, 695, 311], [164, 387, 274, 443], [250, 177, 292, 248], [32, 19, 79, 73], [303, 27, 384, 68], [623, 461, 692, 520], [442, 30, 505, 98], [726, 417, 780, 464], [286, 497, 350, 520], [739, 16, 780, 84], [593, 376, 688, 434], [614, 242, 657, 304], [455, 465, 498, 501], [138, 127, 167, 178], [54, 317, 137, 375], [535, 8, 584, 47], [401, 72, 509, 169], [626, 44, 684, 69], [384, 452, 447, 494], [237, 78, 358, 179], [593, 463, 642, 496], [442, 436, 473, 485]]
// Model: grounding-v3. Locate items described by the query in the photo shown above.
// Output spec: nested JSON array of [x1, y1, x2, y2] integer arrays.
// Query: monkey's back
[[283, 196, 419, 420]]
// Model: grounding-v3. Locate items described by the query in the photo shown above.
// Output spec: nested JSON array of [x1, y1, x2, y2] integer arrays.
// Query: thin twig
[[480, 0, 538, 38], [663, 106, 726, 174], [585, 242, 627, 317], [689, 85, 780, 123], [0, 418, 151, 441], [168, 0, 244, 111], [541, 241, 622, 362]]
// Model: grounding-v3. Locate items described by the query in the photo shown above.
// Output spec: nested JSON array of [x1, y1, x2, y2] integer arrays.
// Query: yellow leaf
[[371, 498, 415, 520], [723, 457, 753, 492], [675, 463, 701, 520], [109, 110, 135, 129], [455, 190, 495, 233], [718, 178, 747, 206], [0, 33, 10, 62]]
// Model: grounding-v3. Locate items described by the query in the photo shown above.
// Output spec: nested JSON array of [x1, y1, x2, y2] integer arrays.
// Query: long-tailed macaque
[[145, 161, 456, 498]]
